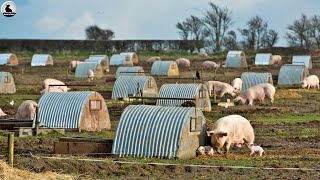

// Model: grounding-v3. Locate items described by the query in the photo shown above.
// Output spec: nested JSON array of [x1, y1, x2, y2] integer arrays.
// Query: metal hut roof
[[112, 105, 201, 158], [151, 61, 174, 76], [112, 76, 155, 100], [120, 52, 138, 64], [241, 72, 273, 92], [31, 54, 53, 66], [115, 66, 145, 78], [0, 72, 16, 93], [33, 91, 102, 129], [110, 54, 133, 66], [255, 53, 272, 65], [224, 56, 247, 68], [278, 64, 309, 86], [85, 55, 108, 63], [156, 84, 199, 107], [0, 53, 14, 65], [292, 55, 312, 69], [75, 62, 99, 78], [227, 50, 245, 57]]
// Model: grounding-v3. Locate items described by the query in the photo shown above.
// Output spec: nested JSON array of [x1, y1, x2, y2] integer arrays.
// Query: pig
[[0, 108, 7, 117], [198, 52, 209, 57], [196, 146, 214, 156], [40, 88, 64, 95], [233, 139, 244, 148], [68, 61, 83, 72], [16, 100, 38, 120], [231, 78, 242, 93], [146, 56, 161, 64], [234, 83, 276, 106], [250, 145, 265, 156], [301, 75, 319, 89], [88, 69, 94, 82], [175, 58, 191, 69], [205, 81, 236, 97], [270, 55, 282, 65], [41, 79, 70, 93], [202, 61, 220, 70], [207, 115, 255, 155]]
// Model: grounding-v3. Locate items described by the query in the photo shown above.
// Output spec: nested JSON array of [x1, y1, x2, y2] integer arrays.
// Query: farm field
[[0, 51, 320, 179]]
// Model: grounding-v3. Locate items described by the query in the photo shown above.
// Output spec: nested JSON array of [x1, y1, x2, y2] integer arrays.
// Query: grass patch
[[252, 114, 320, 125]]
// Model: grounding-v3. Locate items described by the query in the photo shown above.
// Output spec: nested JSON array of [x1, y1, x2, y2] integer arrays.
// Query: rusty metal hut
[[0, 72, 16, 94]]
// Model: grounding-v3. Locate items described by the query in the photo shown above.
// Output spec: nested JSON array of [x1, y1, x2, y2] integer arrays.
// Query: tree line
[[176, 2, 320, 52]]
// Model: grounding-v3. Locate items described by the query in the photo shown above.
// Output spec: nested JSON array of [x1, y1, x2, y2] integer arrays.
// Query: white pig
[[175, 58, 191, 69], [301, 75, 319, 89], [205, 81, 236, 97], [146, 56, 161, 64], [202, 61, 220, 70], [0, 108, 7, 117], [250, 145, 265, 156], [270, 55, 282, 65], [41, 79, 70, 93], [16, 100, 38, 120], [234, 83, 275, 106], [88, 69, 94, 82], [68, 61, 83, 72], [207, 115, 255, 154], [231, 78, 242, 93]]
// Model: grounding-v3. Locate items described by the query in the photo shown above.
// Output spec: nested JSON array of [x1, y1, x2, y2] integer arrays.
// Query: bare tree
[[310, 15, 320, 48], [85, 25, 115, 40], [239, 15, 276, 50], [202, 2, 232, 52], [223, 30, 238, 50], [187, 15, 205, 40], [176, 22, 190, 40], [286, 14, 312, 49]]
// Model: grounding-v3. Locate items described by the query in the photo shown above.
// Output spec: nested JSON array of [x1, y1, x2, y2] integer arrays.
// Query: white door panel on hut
[[0, 72, 16, 94], [112, 105, 207, 159], [241, 72, 273, 92], [75, 62, 103, 78], [0, 53, 18, 66], [110, 54, 134, 66], [292, 55, 312, 69], [255, 53, 272, 65], [115, 66, 145, 78], [85, 55, 109, 73], [31, 54, 53, 66], [157, 84, 211, 112], [150, 61, 179, 77], [120, 52, 139, 64], [112, 76, 158, 100], [278, 64, 310, 86], [33, 91, 111, 131]]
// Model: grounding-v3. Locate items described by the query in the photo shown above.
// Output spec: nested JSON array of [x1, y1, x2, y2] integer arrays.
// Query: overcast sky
[[0, 0, 319, 46]]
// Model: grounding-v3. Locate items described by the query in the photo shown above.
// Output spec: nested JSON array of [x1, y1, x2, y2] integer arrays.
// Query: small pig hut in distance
[[241, 72, 273, 92], [31, 54, 53, 66], [278, 64, 309, 86], [0, 72, 16, 94], [0, 53, 18, 66], [156, 84, 211, 112], [227, 50, 246, 58], [120, 52, 139, 64], [75, 62, 103, 78], [224, 56, 248, 68], [150, 61, 179, 77], [115, 66, 145, 78], [110, 54, 134, 66], [85, 55, 109, 73], [112, 105, 207, 159], [111, 76, 157, 100], [254, 53, 272, 65], [33, 91, 111, 132], [292, 55, 312, 69]]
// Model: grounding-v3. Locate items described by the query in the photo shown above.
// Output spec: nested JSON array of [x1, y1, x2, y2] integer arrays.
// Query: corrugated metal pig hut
[[241, 72, 273, 92], [254, 53, 272, 65], [31, 54, 53, 66], [110, 54, 134, 66], [278, 64, 309, 86], [292, 55, 312, 69], [156, 84, 211, 112], [75, 62, 103, 78], [0, 72, 16, 94], [115, 66, 145, 78], [33, 91, 111, 131], [0, 53, 18, 66], [120, 52, 139, 64], [151, 61, 179, 77], [112, 76, 157, 100], [112, 105, 207, 159], [85, 55, 109, 73]]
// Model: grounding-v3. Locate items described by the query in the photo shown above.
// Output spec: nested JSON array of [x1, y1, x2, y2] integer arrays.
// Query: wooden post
[[7, 132, 14, 167]]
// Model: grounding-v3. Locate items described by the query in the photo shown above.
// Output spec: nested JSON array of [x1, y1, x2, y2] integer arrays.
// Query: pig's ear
[[217, 132, 228, 137], [206, 130, 215, 137]]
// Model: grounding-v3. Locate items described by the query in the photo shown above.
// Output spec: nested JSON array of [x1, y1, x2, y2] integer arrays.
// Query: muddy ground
[[0, 53, 320, 179]]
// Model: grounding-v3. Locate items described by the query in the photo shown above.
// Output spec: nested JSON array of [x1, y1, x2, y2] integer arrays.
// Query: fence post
[[35, 106, 39, 135], [7, 132, 14, 167]]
